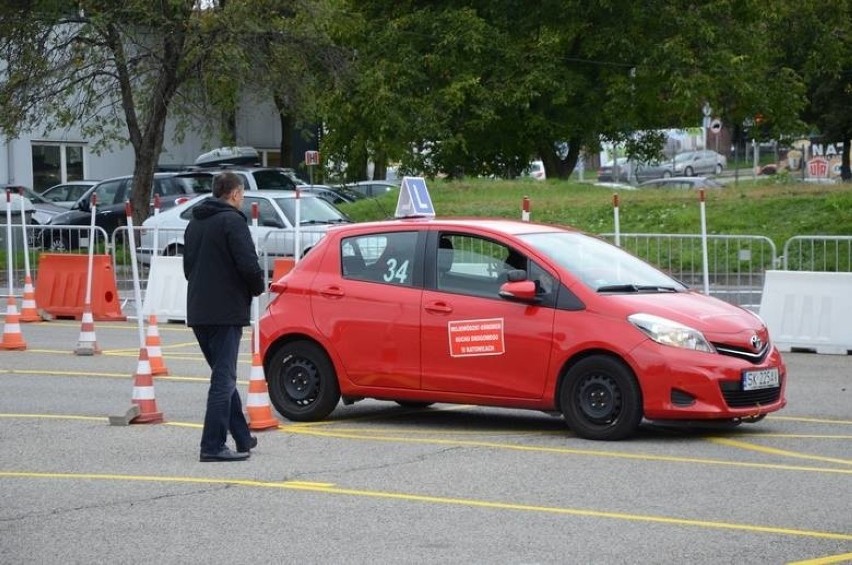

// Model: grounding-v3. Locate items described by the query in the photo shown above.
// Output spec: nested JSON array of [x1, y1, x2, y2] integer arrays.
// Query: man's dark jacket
[[183, 198, 265, 326]]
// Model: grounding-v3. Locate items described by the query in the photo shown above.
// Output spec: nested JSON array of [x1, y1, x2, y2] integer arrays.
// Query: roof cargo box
[[194, 146, 260, 167]]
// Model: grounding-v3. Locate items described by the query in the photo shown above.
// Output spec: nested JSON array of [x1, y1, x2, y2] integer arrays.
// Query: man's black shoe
[[199, 447, 250, 462], [237, 436, 258, 454]]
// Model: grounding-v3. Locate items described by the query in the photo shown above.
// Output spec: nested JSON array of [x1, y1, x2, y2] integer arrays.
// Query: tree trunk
[[276, 99, 295, 169], [841, 137, 851, 182]]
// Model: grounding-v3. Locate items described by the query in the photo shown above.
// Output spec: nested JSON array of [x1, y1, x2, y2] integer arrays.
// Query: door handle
[[319, 286, 345, 297], [425, 301, 453, 314]]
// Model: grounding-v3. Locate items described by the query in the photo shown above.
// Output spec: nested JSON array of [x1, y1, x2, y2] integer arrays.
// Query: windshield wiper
[[596, 284, 679, 293]]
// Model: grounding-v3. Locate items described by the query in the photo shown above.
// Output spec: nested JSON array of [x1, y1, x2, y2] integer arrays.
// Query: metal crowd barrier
[[782, 235, 852, 272], [599, 233, 779, 309]]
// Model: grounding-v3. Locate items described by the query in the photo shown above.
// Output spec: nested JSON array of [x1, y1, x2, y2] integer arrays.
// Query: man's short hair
[[212, 172, 244, 199]]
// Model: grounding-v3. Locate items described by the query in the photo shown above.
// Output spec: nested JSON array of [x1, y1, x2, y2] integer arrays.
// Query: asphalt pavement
[[1, 318, 850, 564]]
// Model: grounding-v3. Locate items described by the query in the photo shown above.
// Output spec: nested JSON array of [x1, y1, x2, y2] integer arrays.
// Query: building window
[[31, 143, 86, 193], [259, 149, 281, 167]]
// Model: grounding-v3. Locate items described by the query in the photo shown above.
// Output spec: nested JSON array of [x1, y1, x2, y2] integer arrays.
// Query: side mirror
[[499, 280, 539, 302], [77, 198, 90, 212]]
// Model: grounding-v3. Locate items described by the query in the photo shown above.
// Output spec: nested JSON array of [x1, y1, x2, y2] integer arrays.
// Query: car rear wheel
[[684, 166, 694, 176], [267, 341, 340, 421], [560, 356, 643, 440], [662, 170, 672, 178], [715, 163, 723, 175]]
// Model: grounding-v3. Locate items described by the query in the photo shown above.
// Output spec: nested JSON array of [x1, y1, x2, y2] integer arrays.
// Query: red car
[[259, 218, 786, 440]]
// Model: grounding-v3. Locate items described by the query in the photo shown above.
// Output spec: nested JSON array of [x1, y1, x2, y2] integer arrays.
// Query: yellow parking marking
[[0, 470, 849, 542], [0, 368, 210, 383], [771, 416, 852, 425], [708, 437, 852, 466], [1, 413, 850, 476], [787, 553, 852, 565]]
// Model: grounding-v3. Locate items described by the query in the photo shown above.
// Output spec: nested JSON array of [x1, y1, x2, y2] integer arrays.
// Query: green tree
[[0, 0, 347, 222], [322, 0, 806, 180], [769, 0, 852, 181]]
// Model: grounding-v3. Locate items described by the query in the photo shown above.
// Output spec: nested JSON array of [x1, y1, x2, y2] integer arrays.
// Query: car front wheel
[[267, 341, 340, 421], [684, 166, 694, 176], [560, 355, 643, 440], [715, 163, 723, 175]]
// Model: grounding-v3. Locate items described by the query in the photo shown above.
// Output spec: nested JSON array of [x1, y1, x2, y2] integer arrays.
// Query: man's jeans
[[192, 325, 252, 454]]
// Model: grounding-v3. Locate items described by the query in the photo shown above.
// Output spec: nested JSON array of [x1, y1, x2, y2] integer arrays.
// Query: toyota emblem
[[750, 334, 763, 351]]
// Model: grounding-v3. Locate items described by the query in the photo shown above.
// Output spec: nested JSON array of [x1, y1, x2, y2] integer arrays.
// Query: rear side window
[[252, 170, 296, 191], [156, 177, 189, 196], [340, 232, 418, 286]]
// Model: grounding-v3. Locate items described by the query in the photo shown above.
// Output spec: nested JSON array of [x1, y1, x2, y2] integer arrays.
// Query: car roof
[[327, 217, 574, 236]]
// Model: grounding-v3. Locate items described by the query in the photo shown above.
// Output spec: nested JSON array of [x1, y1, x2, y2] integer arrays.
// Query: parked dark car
[[39, 172, 194, 251]]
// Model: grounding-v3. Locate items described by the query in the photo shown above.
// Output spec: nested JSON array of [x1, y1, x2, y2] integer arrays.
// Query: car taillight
[[175, 197, 190, 205]]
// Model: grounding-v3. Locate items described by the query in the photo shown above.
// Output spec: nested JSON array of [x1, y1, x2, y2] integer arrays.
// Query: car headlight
[[628, 313, 715, 353]]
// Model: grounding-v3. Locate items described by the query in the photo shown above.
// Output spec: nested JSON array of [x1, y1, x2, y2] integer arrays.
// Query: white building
[[1, 97, 293, 192]]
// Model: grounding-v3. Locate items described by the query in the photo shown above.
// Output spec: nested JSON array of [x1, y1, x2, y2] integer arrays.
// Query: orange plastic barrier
[[34, 253, 125, 321], [271, 257, 295, 282]]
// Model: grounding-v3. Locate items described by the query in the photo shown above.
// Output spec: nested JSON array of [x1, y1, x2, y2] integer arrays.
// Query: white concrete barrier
[[759, 270, 852, 355], [142, 256, 187, 322], [142, 256, 273, 323]]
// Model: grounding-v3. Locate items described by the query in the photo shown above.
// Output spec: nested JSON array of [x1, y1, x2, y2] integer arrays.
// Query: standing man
[[184, 172, 265, 462]]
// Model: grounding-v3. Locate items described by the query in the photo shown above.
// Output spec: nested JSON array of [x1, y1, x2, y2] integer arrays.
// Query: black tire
[[662, 170, 672, 178], [394, 401, 434, 409], [560, 356, 643, 441], [715, 163, 723, 175], [266, 341, 340, 421], [164, 244, 184, 256], [684, 166, 694, 176]]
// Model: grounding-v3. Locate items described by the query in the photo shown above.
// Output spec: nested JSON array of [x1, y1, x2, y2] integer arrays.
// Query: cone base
[[0, 342, 27, 351], [20, 313, 42, 323], [75, 344, 101, 356], [131, 411, 164, 424], [151, 367, 169, 376], [249, 416, 280, 430]]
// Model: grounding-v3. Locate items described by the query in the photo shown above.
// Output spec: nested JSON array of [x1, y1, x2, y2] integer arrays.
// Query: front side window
[[241, 197, 282, 228], [92, 179, 125, 205], [435, 233, 519, 298]]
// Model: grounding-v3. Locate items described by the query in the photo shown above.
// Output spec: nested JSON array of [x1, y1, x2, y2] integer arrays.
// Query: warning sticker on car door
[[447, 318, 505, 357]]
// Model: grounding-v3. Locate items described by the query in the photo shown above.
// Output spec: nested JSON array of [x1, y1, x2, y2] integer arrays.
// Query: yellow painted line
[[1, 413, 850, 476], [736, 433, 852, 440], [0, 470, 849, 542], [0, 369, 213, 384], [771, 416, 852, 425], [787, 552, 852, 565], [285, 427, 852, 476], [707, 437, 852, 466]]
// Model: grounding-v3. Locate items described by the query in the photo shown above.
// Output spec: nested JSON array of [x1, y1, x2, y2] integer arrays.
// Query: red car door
[[311, 230, 424, 390], [420, 231, 556, 399]]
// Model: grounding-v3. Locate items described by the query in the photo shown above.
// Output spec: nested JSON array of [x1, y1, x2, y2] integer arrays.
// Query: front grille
[[713, 342, 769, 364], [719, 381, 782, 407]]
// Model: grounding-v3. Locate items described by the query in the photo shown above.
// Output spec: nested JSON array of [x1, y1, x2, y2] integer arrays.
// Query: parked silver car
[[137, 190, 351, 270], [635, 150, 726, 180]]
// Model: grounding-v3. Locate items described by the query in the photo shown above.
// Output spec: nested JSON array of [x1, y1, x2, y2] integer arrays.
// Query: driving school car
[[258, 218, 786, 440]]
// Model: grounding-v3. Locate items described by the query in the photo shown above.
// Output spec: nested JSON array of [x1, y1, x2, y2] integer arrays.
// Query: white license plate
[[742, 367, 780, 391]]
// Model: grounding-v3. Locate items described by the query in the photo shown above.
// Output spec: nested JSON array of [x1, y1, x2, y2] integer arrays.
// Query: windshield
[[674, 152, 695, 163], [276, 196, 349, 225], [519, 231, 685, 292]]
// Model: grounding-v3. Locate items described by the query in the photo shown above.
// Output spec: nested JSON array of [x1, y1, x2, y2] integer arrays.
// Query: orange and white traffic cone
[[130, 347, 164, 424], [246, 352, 279, 430], [74, 303, 100, 356], [145, 314, 169, 376], [19, 274, 41, 323], [1, 296, 27, 351]]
